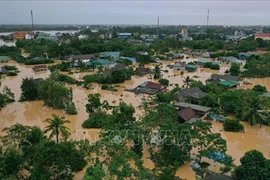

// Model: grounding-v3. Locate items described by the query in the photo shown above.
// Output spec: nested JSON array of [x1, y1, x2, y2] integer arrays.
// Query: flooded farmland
[[1, 58, 270, 179]]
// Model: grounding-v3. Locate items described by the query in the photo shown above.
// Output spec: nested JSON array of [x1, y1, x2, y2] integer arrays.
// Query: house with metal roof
[[198, 58, 211, 65], [174, 102, 212, 123], [0, 67, 8, 74], [33, 65, 47, 72], [100, 52, 120, 60], [238, 52, 253, 60], [135, 67, 150, 75], [219, 56, 241, 64], [175, 102, 211, 123], [87, 59, 113, 68], [174, 102, 211, 113], [132, 81, 167, 95], [168, 62, 186, 70], [219, 80, 238, 87], [119, 56, 136, 63], [207, 74, 240, 88], [0, 56, 10, 63], [185, 64, 197, 72], [174, 87, 207, 102], [36, 32, 58, 41], [118, 33, 132, 39], [67, 54, 95, 63]]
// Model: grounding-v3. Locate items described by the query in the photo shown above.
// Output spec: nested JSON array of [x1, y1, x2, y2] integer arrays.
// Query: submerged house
[[100, 52, 120, 60], [185, 64, 197, 72], [219, 56, 241, 64], [207, 74, 240, 88], [197, 58, 211, 65], [33, 65, 47, 72], [238, 52, 253, 60], [174, 102, 211, 123], [174, 87, 207, 102], [0, 67, 8, 74], [132, 81, 167, 95], [135, 67, 150, 75], [168, 62, 186, 70], [87, 59, 113, 69], [67, 54, 95, 63], [0, 56, 10, 63], [119, 56, 136, 63], [165, 53, 181, 60]]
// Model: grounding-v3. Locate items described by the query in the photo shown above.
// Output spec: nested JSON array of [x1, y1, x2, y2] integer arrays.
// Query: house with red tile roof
[[255, 34, 270, 41]]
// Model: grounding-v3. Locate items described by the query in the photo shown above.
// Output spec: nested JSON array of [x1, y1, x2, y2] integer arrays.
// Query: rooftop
[[219, 80, 238, 87], [255, 33, 270, 37], [68, 54, 94, 60], [0, 56, 10, 62], [211, 74, 240, 82], [174, 102, 211, 112], [198, 58, 210, 63], [179, 107, 196, 121], [174, 87, 207, 102]]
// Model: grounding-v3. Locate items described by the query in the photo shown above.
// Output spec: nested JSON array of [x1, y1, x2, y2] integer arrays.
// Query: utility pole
[[30, 10, 35, 40], [31, 10, 34, 32], [206, 9, 209, 38], [157, 16, 159, 40]]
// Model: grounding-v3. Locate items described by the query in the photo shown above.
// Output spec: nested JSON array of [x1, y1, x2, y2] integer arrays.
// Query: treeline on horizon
[[1, 24, 270, 34]]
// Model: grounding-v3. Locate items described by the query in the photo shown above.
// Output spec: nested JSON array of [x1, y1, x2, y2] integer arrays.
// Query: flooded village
[[1, 23, 270, 180]]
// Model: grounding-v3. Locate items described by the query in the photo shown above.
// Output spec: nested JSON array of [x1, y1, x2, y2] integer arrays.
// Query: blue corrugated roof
[[88, 59, 111, 66], [198, 58, 210, 63], [119, 56, 136, 63], [106, 52, 120, 58], [185, 64, 197, 69]]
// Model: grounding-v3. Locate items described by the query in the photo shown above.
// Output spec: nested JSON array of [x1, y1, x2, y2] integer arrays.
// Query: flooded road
[[0, 58, 270, 179]]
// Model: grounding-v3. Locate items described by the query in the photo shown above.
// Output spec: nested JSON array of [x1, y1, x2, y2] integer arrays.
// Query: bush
[[252, 85, 267, 94], [7, 71, 17, 76], [223, 119, 244, 132], [82, 110, 109, 128], [199, 162, 210, 168], [101, 84, 109, 90], [158, 78, 169, 86], [65, 102, 78, 115], [180, 71, 184, 75], [3, 65, 18, 71], [220, 166, 232, 173]]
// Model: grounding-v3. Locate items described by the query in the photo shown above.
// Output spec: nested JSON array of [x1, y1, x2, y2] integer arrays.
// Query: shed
[[32, 65, 47, 72]]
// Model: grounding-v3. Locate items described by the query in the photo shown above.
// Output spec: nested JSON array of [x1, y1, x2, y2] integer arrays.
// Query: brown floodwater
[[1, 58, 270, 179]]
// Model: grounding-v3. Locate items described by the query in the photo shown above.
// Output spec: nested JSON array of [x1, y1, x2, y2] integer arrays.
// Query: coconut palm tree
[[242, 97, 266, 126], [44, 114, 70, 143], [153, 65, 161, 79], [182, 76, 194, 89]]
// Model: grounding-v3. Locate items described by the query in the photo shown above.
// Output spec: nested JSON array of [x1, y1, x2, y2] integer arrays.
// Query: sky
[[0, 1, 270, 25]]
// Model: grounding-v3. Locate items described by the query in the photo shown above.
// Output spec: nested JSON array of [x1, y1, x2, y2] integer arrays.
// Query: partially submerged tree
[[44, 114, 70, 143]]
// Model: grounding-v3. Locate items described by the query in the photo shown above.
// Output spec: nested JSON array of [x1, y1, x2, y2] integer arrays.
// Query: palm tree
[[44, 114, 70, 143], [243, 97, 266, 126], [153, 65, 161, 79], [182, 76, 194, 89]]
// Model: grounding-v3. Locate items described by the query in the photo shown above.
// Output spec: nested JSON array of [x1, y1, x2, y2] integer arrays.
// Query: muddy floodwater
[[1, 58, 270, 179]]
